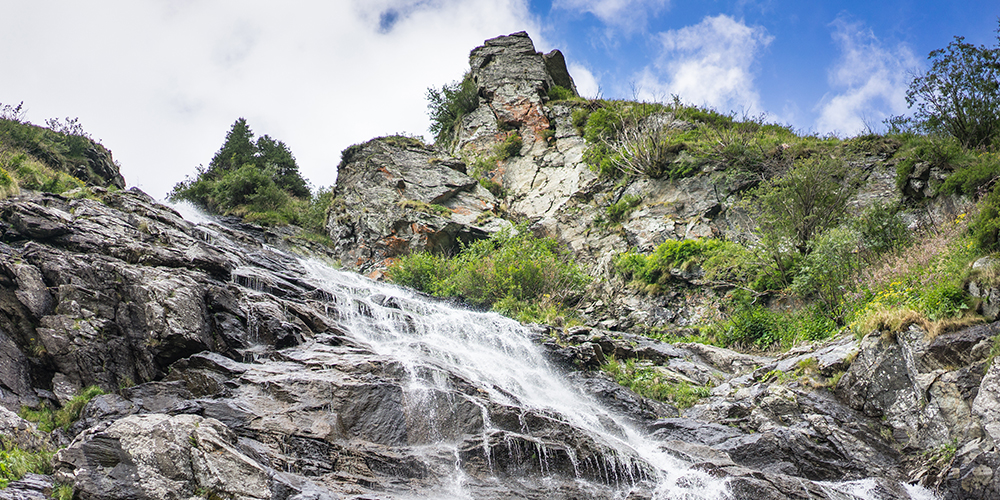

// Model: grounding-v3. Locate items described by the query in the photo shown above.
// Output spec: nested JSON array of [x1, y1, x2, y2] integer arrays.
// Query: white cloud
[[568, 63, 601, 98], [813, 18, 920, 135], [553, 0, 669, 31], [637, 15, 772, 113], [0, 1, 541, 198]]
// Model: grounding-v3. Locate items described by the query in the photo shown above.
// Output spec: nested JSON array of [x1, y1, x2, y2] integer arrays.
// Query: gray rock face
[[834, 323, 1000, 499], [326, 137, 504, 275], [461, 31, 574, 151]]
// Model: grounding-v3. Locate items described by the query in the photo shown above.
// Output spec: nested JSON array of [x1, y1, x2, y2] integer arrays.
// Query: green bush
[[427, 73, 479, 147], [894, 134, 973, 193], [939, 151, 1000, 196], [790, 226, 860, 312], [853, 202, 912, 256], [615, 238, 724, 286], [497, 133, 522, 160], [0, 439, 54, 489], [387, 225, 590, 323], [714, 304, 836, 350], [604, 194, 642, 224], [19, 385, 105, 433], [547, 85, 575, 101], [973, 185, 1000, 252], [601, 357, 711, 408]]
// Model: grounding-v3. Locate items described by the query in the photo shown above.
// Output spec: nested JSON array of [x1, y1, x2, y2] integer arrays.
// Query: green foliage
[[51, 483, 74, 500], [0, 439, 54, 489], [848, 220, 980, 336], [170, 119, 326, 230], [790, 226, 861, 311], [602, 357, 711, 408], [973, 184, 1000, 252], [615, 238, 723, 287], [700, 240, 763, 285], [939, 150, 1000, 196], [478, 178, 505, 198], [749, 155, 859, 256], [427, 73, 479, 147], [387, 225, 590, 323], [895, 134, 974, 193], [713, 303, 837, 350], [19, 385, 106, 433], [904, 23, 1000, 149], [0, 114, 112, 189], [852, 202, 912, 256], [0, 149, 86, 197], [578, 100, 704, 179], [497, 132, 523, 160], [196, 118, 309, 197], [547, 85, 576, 101], [397, 199, 452, 218], [604, 194, 641, 224]]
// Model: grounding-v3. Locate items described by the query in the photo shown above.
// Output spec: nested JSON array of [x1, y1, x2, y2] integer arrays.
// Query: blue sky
[[0, 1, 997, 199]]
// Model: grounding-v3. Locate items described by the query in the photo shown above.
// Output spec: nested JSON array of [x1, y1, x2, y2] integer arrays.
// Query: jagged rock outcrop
[[834, 323, 1000, 498], [455, 31, 576, 155], [326, 136, 505, 275]]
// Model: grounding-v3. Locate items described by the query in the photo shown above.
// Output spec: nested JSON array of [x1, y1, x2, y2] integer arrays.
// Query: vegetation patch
[[602, 357, 711, 408], [170, 119, 330, 236], [388, 225, 590, 324], [398, 199, 452, 218], [19, 385, 106, 433], [602, 194, 642, 225], [0, 439, 54, 489], [426, 72, 479, 147], [615, 238, 724, 287]]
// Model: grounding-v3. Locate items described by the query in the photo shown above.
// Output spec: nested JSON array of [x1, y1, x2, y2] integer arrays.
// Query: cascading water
[[297, 258, 739, 499]]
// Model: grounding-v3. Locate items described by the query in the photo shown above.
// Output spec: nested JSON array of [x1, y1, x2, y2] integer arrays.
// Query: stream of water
[[296, 258, 937, 500]]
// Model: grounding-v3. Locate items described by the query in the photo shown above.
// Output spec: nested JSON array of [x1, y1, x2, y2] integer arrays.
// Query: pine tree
[[207, 118, 256, 176]]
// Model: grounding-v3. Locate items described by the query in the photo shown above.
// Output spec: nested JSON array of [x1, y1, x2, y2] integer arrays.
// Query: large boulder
[[326, 136, 504, 275]]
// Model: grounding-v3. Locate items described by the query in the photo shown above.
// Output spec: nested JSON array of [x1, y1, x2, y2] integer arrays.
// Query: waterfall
[[298, 258, 734, 499]]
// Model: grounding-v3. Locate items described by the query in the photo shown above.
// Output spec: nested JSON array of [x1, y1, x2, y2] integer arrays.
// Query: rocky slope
[[0, 185, 937, 500]]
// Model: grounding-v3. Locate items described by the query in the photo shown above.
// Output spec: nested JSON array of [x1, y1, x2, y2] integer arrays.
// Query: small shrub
[[497, 133, 522, 160], [604, 194, 642, 224], [478, 178, 504, 198], [894, 134, 972, 193], [19, 385, 105, 432], [387, 225, 590, 321], [853, 202, 912, 256], [615, 238, 723, 286], [398, 199, 452, 218], [972, 185, 1000, 251], [790, 226, 861, 311], [547, 85, 575, 101], [427, 72, 479, 147], [938, 151, 1000, 196], [0, 440, 54, 489]]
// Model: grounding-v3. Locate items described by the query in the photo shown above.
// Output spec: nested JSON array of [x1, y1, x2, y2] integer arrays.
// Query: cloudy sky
[[1, 1, 997, 199]]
